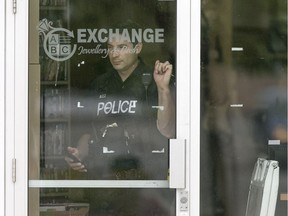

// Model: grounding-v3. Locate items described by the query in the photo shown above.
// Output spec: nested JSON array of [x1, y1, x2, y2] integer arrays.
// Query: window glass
[[201, 0, 287, 215], [29, 0, 177, 215]]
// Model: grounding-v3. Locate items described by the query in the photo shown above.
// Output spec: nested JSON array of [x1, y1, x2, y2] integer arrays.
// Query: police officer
[[65, 21, 175, 180]]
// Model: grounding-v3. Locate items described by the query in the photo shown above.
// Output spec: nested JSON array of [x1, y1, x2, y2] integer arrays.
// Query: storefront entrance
[[2, 0, 287, 216]]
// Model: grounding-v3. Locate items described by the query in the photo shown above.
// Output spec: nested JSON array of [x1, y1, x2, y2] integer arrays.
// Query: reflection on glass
[[201, 0, 287, 215], [29, 0, 176, 215]]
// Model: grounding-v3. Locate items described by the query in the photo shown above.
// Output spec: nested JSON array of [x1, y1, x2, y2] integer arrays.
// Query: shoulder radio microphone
[[142, 73, 152, 90]]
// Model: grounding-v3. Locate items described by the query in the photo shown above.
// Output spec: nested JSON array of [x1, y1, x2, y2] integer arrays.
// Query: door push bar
[[169, 139, 186, 189]]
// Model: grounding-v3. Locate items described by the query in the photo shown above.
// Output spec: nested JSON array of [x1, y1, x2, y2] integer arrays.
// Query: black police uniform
[[71, 59, 176, 216], [81, 59, 170, 180]]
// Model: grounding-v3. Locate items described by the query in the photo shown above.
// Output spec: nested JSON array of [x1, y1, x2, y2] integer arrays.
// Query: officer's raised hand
[[153, 60, 173, 91]]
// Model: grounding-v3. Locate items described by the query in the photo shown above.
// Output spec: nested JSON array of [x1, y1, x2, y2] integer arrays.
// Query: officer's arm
[[154, 60, 176, 138]]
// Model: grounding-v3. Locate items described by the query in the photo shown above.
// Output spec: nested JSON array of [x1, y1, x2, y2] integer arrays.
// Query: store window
[[200, 0, 287, 215]]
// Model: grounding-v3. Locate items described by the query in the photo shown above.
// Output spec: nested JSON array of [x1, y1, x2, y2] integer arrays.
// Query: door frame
[[4, 0, 201, 215], [4, 0, 29, 215], [1, 0, 6, 215]]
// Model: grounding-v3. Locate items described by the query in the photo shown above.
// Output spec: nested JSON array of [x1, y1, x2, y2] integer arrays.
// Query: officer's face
[[107, 36, 142, 74]]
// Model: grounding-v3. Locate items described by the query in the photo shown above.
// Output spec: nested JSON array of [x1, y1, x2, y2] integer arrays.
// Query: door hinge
[[12, 158, 16, 183], [13, 0, 17, 14]]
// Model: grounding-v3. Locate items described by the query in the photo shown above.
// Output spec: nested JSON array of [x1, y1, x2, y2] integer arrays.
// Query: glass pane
[[29, 0, 177, 215], [36, 188, 175, 216], [201, 0, 287, 215]]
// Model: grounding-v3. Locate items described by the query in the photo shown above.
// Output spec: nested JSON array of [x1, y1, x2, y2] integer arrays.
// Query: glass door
[[28, 0, 195, 215]]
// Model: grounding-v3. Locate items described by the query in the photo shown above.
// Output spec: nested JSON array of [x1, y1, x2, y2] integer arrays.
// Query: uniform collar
[[112, 58, 147, 83]]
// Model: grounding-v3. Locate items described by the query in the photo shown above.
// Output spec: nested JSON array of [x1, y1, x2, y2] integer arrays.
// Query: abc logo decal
[[43, 28, 77, 62]]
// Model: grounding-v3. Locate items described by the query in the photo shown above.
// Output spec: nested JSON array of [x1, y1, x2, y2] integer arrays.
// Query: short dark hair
[[111, 19, 142, 46]]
